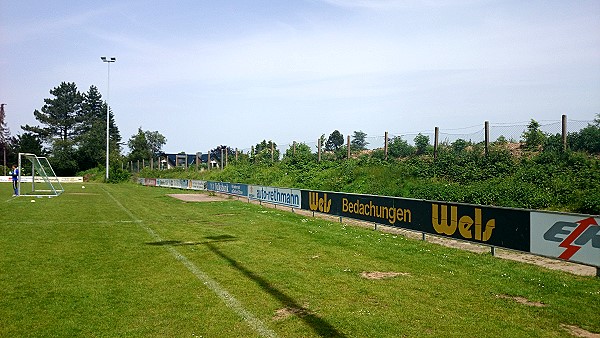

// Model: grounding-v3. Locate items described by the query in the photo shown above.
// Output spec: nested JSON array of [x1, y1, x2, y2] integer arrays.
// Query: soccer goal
[[17, 153, 64, 197]]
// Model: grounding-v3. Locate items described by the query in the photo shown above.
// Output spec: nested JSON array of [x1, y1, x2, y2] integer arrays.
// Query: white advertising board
[[248, 185, 301, 208], [1, 176, 83, 183], [530, 212, 599, 267]]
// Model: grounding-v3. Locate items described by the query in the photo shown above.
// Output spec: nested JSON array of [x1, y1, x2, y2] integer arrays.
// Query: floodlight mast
[[101, 56, 116, 181]]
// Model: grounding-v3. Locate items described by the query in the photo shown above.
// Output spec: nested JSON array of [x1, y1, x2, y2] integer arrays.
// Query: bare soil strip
[[168, 193, 225, 202], [360, 271, 411, 280], [561, 324, 600, 338], [496, 294, 546, 307]]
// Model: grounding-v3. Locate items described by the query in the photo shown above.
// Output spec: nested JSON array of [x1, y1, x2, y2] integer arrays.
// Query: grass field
[[1, 182, 599, 337]]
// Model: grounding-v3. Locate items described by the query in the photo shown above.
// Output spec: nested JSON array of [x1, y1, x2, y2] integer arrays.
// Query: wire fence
[[131, 116, 596, 171], [230, 118, 594, 159]]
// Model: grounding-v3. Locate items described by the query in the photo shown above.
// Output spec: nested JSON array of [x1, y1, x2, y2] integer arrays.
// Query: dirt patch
[[167, 194, 224, 202], [360, 271, 410, 280], [496, 294, 546, 307], [561, 324, 600, 338], [272, 307, 310, 321]]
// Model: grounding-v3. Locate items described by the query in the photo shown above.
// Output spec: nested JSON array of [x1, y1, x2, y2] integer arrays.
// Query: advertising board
[[301, 190, 530, 251], [530, 212, 599, 267], [191, 180, 207, 191], [249, 185, 301, 208], [206, 181, 231, 194]]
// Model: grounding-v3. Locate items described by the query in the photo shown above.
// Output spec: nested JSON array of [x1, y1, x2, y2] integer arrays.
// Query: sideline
[[100, 185, 279, 338]]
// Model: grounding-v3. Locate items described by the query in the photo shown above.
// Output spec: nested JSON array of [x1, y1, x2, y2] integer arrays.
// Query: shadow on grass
[[146, 235, 237, 246], [206, 243, 347, 338]]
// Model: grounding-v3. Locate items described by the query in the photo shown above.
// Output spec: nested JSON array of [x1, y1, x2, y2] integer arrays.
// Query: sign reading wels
[[531, 212, 600, 267], [300, 190, 530, 251]]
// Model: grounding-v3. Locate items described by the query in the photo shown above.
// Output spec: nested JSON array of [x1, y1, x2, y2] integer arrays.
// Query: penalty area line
[[100, 186, 278, 338]]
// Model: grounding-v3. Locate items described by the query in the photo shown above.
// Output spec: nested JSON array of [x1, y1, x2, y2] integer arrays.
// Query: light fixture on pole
[[100, 56, 116, 181]]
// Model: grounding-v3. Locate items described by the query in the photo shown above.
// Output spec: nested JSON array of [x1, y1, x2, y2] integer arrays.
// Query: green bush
[[138, 146, 600, 214], [107, 167, 131, 183]]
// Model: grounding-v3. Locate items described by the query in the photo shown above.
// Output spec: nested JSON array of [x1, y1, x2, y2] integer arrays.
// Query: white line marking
[[101, 185, 278, 338]]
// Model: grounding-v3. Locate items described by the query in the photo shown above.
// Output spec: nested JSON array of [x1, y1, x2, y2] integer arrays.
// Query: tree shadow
[[206, 243, 347, 338], [146, 235, 237, 246]]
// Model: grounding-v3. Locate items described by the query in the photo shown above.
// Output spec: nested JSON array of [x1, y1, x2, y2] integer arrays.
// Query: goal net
[[17, 153, 64, 197]]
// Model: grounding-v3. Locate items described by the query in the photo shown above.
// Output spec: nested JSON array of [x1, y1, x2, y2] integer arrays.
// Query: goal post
[[17, 153, 64, 197]]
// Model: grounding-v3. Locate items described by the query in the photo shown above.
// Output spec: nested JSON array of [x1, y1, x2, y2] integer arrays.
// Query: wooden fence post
[[384, 131, 388, 160], [433, 127, 439, 160], [562, 114, 567, 151], [347, 135, 351, 159], [485, 121, 490, 156], [318, 138, 322, 162]]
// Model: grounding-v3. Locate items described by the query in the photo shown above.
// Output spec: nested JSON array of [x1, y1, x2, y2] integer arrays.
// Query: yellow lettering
[[388, 207, 396, 225], [404, 209, 411, 223], [309, 192, 318, 211], [475, 208, 482, 240], [432, 204, 495, 242], [458, 215, 473, 239], [432, 204, 457, 235], [309, 192, 331, 213], [482, 219, 495, 241]]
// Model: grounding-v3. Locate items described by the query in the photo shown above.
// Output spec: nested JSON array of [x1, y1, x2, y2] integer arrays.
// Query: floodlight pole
[[101, 56, 116, 181]]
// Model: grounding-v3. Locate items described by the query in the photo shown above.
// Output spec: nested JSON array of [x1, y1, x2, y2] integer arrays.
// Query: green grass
[[1, 183, 599, 337]]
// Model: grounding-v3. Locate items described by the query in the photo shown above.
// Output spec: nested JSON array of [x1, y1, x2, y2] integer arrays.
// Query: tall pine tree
[[76, 85, 121, 171], [22, 82, 82, 142]]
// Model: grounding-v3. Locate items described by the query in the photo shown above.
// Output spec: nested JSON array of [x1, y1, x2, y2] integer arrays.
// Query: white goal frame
[[17, 153, 64, 197]]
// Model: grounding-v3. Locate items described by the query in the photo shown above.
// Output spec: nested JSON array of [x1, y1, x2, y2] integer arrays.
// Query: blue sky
[[1, 0, 599, 154]]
